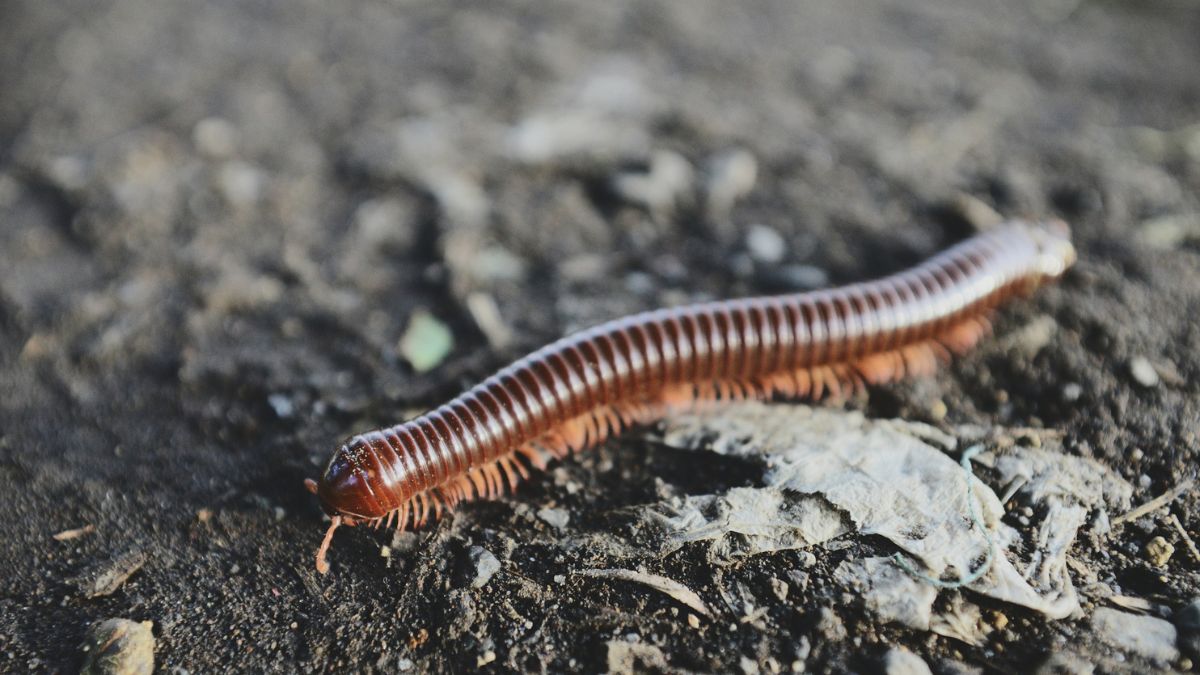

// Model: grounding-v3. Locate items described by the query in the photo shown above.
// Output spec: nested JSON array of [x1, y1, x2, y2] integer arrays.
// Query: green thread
[[891, 444, 997, 589]]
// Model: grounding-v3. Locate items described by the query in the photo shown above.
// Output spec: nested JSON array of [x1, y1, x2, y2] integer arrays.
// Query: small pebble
[[1146, 536, 1175, 567], [398, 309, 454, 373], [1061, 383, 1082, 402], [468, 546, 501, 589], [773, 264, 829, 290], [1130, 356, 1161, 388], [1140, 474, 1152, 489], [688, 613, 701, 629], [746, 224, 786, 264], [611, 150, 694, 215], [192, 118, 239, 158], [1092, 608, 1179, 662], [267, 394, 294, 418], [80, 618, 154, 675], [928, 399, 947, 422], [537, 507, 570, 530], [1130, 448, 1144, 462], [705, 148, 758, 217], [216, 160, 263, 208], [882, 647, 933, 675]]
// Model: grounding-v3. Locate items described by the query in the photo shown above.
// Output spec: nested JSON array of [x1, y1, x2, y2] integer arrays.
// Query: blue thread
[[891, 444, 997, 589]]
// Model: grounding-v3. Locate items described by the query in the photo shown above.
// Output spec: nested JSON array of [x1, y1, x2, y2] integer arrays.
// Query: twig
[[576, 568, 711, 617], [1167, 513, 1200, 564], [52, 524, 95, 541], [1112, 479, 1194, 526]]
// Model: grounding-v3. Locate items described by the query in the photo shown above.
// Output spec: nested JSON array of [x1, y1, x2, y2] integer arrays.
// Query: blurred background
[[1, 0, 1198, 672]]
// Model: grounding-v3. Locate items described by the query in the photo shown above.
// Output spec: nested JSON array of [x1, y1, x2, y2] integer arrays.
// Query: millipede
[[305, 219, 1076, 573]]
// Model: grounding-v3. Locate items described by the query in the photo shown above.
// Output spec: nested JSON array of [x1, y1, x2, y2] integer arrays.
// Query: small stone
[[746, 224, 786, 264], [267, 394, 294, 418], [398, 309, 454, 373], [80, 618, 154, 675], [740, 656, 760, 675], [687, 613, 701, 629], [1061, 383, 1082, 402], [468, 546, 501, 589], [537, 507, 570, 531], [1139, 474, 1153, 489], [882, 647, 933, 675], [769, 577, 789, 602], [476, 650, 496, 667], [1091, 607, 1179, 663], [1146, 536, 1175, 567], [216, 160, 263, 208], [1129, 356, 1161, 388], [929, 399, 948, 422], [192, 118, 239, 158], [992, 612, 1009, 631], [1036, 652, 1095, 675], [611, 150, 695, 215], [772, 264, 829, 290], [1130, 448, 1144, 462], [816, 608, 846, 641], [1136, 213, 1200, 250], [705, 149, 758, 217]]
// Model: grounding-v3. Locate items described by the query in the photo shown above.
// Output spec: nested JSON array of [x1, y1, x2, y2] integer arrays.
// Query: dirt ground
[[2, 0, 1199, 672]]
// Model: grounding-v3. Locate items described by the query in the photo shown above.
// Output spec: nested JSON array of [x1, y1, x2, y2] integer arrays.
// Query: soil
[[1, 0, 1199, 672]]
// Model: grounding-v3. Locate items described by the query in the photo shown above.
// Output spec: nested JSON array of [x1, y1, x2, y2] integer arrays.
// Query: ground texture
[[1, 0, 1199, 672]]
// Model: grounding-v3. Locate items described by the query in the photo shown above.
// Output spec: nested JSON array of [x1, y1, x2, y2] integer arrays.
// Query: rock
[[704, 148, 758, 218], [467, 546, 501, 589], [398, 310, 454, 373], [80, 618, 155, 675], [536, 507, 570, 530], [816, 607, 847, 641], [216, 160, 263, 208], [1090, 608, 1179, 663], [192, 118, 239, 158], [1129, 356, 1160, 388], [606, 640, 669, 674], [1145, 535, 1174, 566], [1174, 598, 1200, 659], [745, 224, 786, 264], [834, 557, 937, 630], [1035, 652, 1095, 675], [1136, 213, 1200, 250], [611, 150, 695, 216], [883, 647, 933, 675]]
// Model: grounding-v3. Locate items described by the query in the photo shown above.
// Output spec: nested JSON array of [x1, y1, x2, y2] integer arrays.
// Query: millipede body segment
[[306, 220, 1075, 573]]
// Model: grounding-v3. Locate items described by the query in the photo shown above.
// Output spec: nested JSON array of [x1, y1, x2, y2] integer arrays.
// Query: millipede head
[[1023, 218, 1076, 281], [312, 440, 385, 521]]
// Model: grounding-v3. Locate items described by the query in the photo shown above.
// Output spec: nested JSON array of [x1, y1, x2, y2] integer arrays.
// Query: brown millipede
[[305, 220, 1075, 573]]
